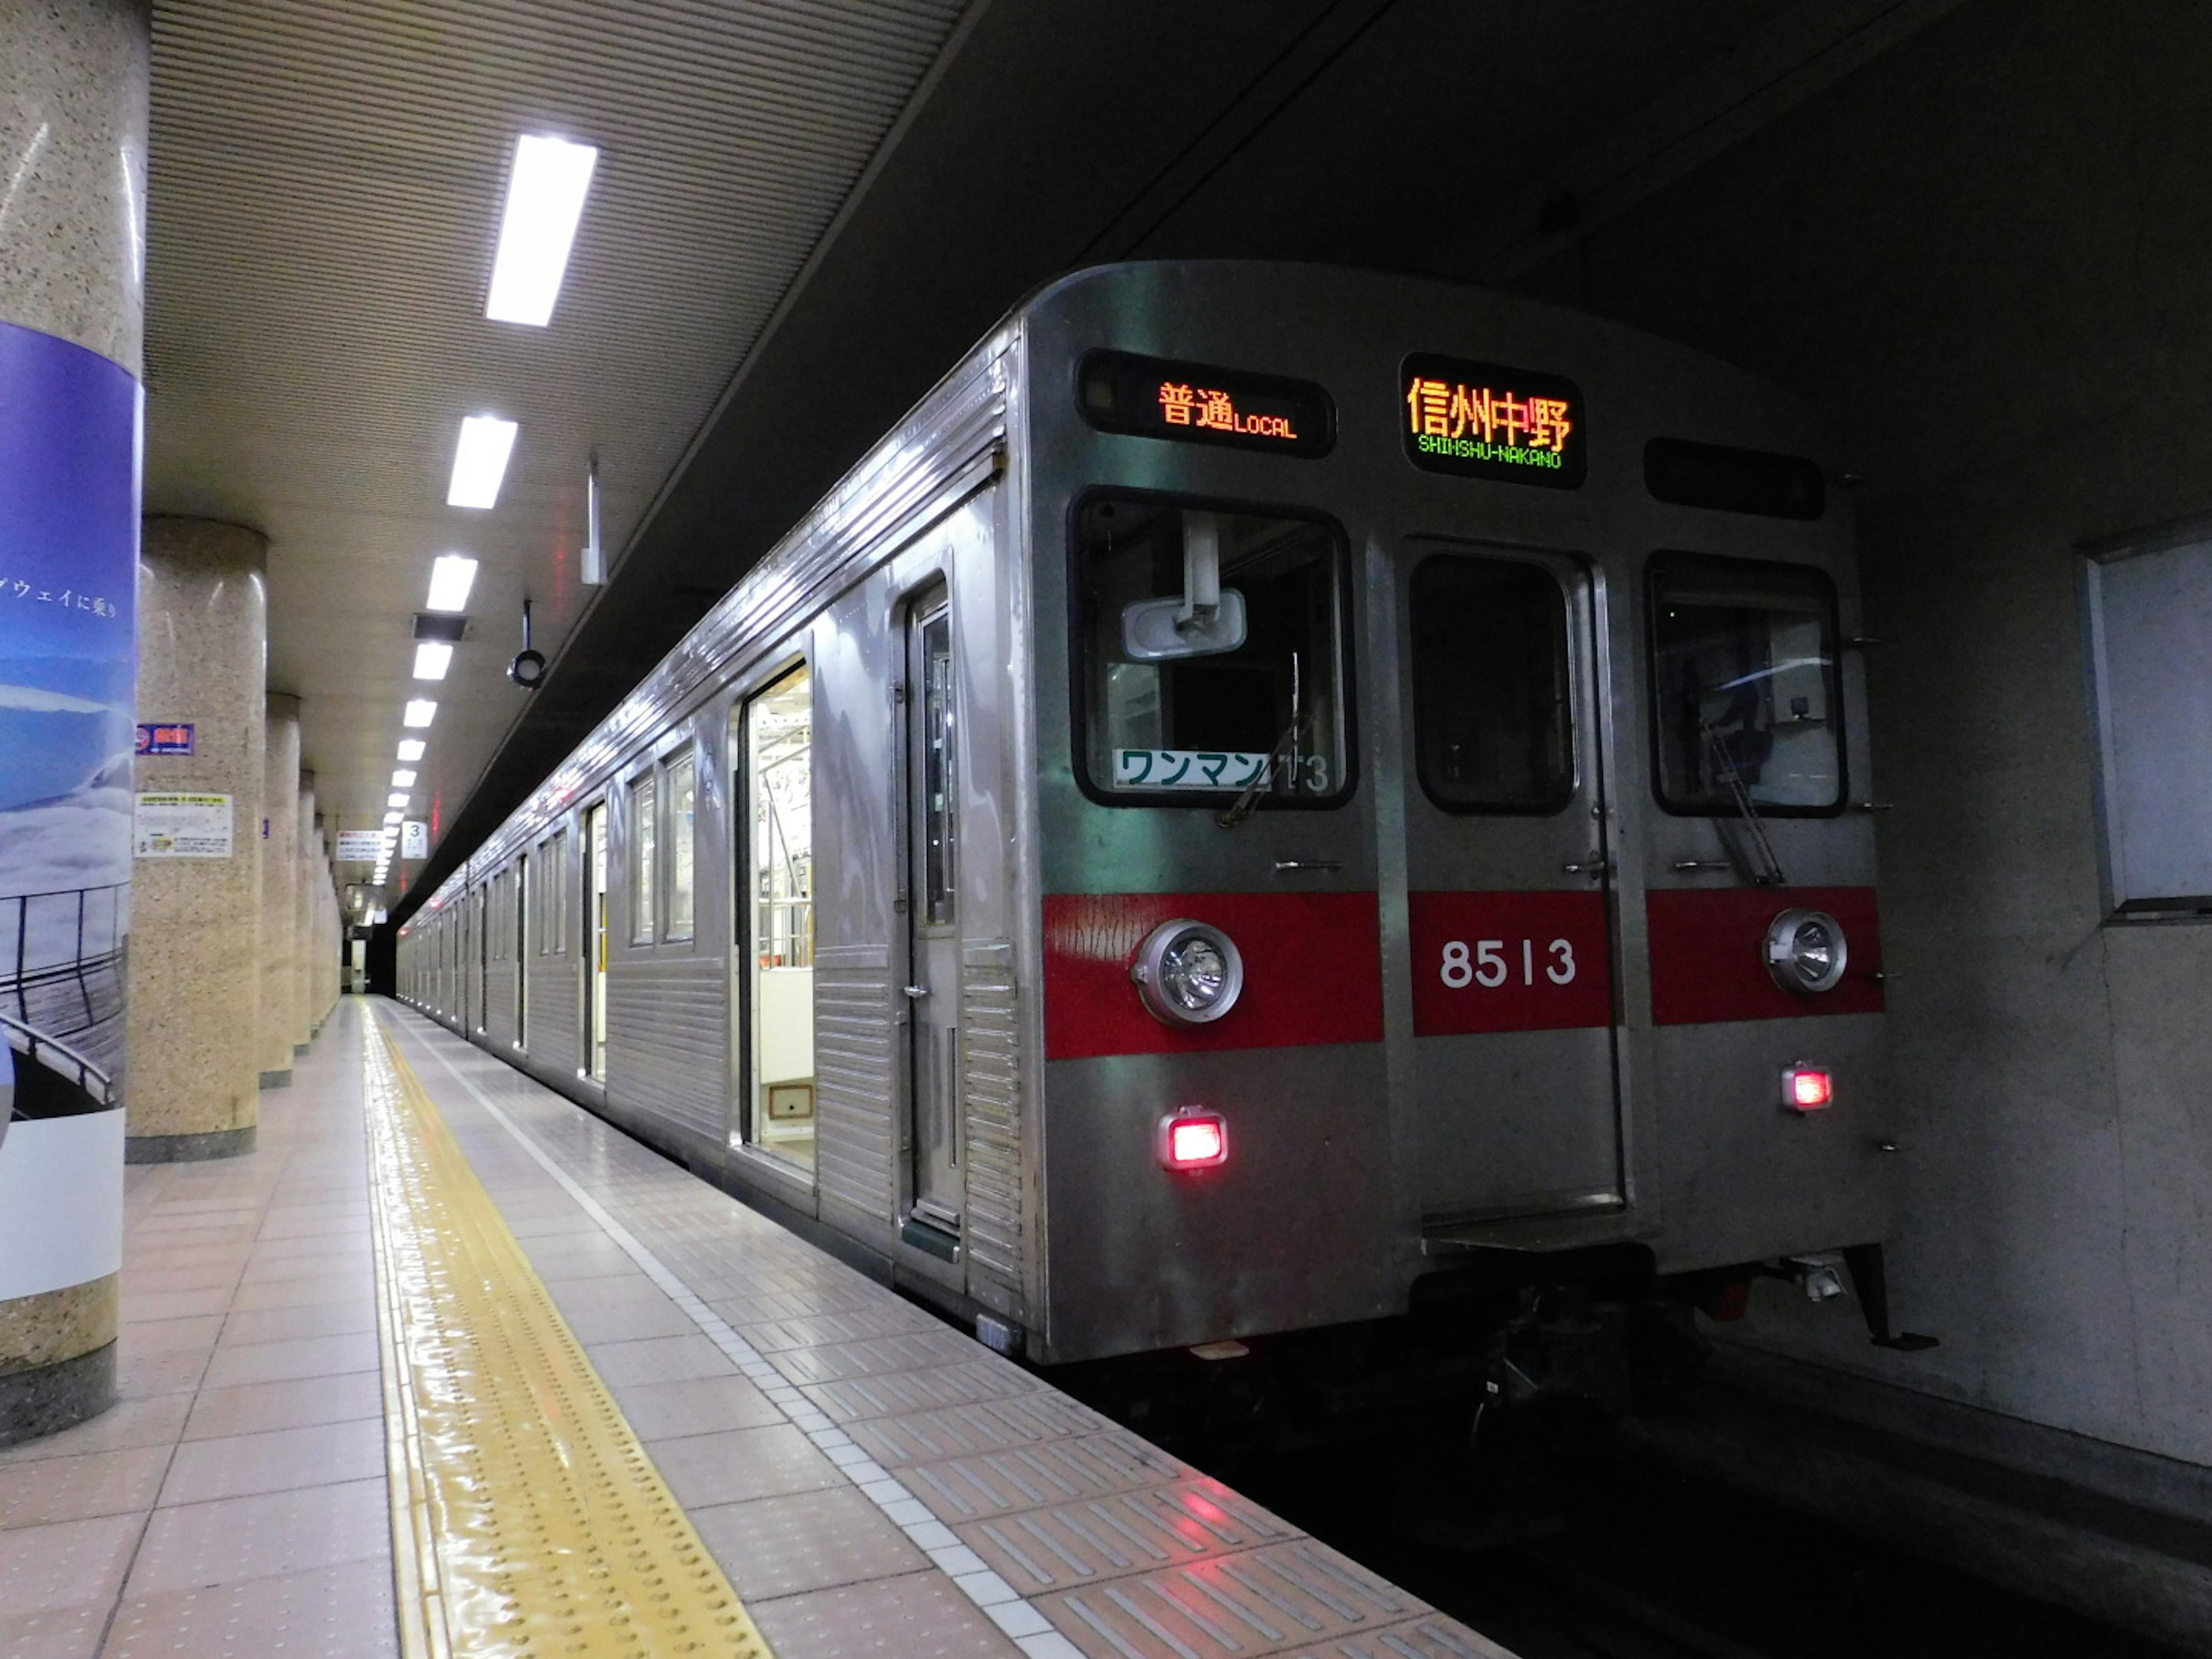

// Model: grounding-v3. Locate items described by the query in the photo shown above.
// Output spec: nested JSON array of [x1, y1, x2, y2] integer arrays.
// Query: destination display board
[[1078, 351, 1334, 457], [1400, 354, 1585, 488]]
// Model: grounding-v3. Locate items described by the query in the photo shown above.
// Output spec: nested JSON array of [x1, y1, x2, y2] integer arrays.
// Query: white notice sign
[[134, 792, 234, 858], [401, 820, 429, 859], [335, 830, 384, 862]]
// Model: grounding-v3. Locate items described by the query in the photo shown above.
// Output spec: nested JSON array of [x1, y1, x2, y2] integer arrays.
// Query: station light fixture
[[392, 770, 416, 787], [397, 738, 427, 763], [403, 699, 438, 728], [412, 642, 453, 680], [1157, 1109, 1230, 1171], [448, 417, 518, 510], [384, 810, 405, 825], [387, 792, 409, 809], [484, 134, 599, 327], [425, 554, 478, 613]]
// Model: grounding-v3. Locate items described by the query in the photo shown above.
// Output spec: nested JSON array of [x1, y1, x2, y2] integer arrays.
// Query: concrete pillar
[[0, 0, 150, 1445], [124, 520, 267, 1162], [257, 695, 299, 1088], [293, 774, 316, 1052]]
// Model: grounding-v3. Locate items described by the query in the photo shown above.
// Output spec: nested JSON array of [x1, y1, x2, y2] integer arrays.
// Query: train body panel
[[398, 262, 1897, 1370]]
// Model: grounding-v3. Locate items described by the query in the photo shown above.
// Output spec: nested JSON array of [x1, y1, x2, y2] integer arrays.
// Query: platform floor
[[0, 998, 1508, 1659]]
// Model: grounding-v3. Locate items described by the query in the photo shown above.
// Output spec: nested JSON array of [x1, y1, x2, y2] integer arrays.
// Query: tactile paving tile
[[899, 1430, 1191, 1523], [749, 1566, 1025, 1659], [733, 1303, 948, 1351], [846, 1390, 1116, 1466], [1270, 1616, 1519, 1659], [960, 1478, 1300, 1594], [361, 1013, 770, 1659], [799, 1357, 1046, 1423], [0, 1512, 142, 1617], [1037, 1540, 1422, 1659]]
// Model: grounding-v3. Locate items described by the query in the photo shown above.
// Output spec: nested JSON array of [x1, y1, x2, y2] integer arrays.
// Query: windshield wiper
[[1703, 722, 1786, 886]]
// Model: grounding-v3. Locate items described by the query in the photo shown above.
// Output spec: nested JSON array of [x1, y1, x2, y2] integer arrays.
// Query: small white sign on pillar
[[132, 792, 234, 858], [401, 820, 429, 859]]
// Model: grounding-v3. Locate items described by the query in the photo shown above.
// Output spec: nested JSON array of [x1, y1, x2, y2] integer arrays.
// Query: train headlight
[[1131, 919, 1245, 1026], [1764, 907, 1849, 994]]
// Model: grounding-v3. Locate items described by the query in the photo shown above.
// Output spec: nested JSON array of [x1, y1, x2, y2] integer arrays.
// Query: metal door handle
[[1272, 859, 1342, 873], [903, 984, 929, 999], [1672, 860, 1733, 873], [1562, 853, 1609, 877]]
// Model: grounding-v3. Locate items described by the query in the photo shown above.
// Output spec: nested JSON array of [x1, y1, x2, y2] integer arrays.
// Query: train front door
[[902, 584, 961, 1244], [1397, 543, 1624, 1225]]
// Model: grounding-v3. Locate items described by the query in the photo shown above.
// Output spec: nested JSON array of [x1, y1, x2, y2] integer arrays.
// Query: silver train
[[399, 262, 1915, 1381]]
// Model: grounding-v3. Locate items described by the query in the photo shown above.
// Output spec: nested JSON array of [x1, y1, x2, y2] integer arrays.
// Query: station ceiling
[[139, 0, 1965, 922]]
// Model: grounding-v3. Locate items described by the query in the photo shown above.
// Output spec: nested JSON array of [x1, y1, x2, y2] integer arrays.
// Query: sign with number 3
[[1409, 891, 1611, 1036]]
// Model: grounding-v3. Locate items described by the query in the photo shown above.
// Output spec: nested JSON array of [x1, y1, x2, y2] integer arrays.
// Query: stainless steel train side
[[400, 262, 1901, 1371]]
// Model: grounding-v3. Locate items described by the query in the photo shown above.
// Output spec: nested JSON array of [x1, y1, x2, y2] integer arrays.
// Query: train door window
[[1075, 494, 1351, 805], [738, 665, 815, 1173], [1648, 552, 1843, 815], [906, 588, 961, 1240], [628, 774, 657, 943], [546, 830, 567, 953], [1410, 555, 1574, 812], [515, 853, 529, 1048], [666, 752, 697, 941], [585, 802, 608, 1080]]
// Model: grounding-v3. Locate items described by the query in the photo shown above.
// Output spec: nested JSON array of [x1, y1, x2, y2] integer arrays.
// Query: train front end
[[1013, 262, 1904, 1372]]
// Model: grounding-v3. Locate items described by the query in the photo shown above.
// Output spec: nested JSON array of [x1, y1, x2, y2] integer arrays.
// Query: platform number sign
[[1409, 890, 1611, 1036]]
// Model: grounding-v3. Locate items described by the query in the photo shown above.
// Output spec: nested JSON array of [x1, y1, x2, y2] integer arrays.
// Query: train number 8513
[[1440, 938, 1577, 989]]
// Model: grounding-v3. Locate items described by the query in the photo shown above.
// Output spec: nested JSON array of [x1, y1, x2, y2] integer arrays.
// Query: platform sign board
[[335, 830, 384, 862], [133, 793, 233, 858], [135, 723, 194, 756], [401, 820, 429, 859]]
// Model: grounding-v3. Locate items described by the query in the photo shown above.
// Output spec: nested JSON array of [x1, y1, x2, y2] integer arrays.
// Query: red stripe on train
[[1043, 892, 1384, 1060], [1646, 886, 1884, 1025]]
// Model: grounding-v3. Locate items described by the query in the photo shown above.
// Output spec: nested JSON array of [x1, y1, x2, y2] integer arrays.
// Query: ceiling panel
[[143, 0, 969, 899]]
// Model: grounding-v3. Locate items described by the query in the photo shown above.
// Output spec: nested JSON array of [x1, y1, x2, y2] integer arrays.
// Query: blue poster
[[0, 320, 142, 1093]]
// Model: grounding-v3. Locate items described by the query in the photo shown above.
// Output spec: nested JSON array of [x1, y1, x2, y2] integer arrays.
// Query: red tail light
[[1158, 1111, 1229, 1170], [1785, 1064, 1834, 1111]]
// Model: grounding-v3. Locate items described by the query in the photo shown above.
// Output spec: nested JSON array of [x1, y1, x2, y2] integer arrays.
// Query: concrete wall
[[1511, 0, 2212, 1463]]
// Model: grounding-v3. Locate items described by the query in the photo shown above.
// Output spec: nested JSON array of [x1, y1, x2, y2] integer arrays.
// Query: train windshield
[[1649, 552, 1842, 814], [1077, 495, 1349, 804]]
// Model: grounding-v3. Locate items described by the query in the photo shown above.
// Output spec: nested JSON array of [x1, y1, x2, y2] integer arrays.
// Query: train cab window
[[1410, 554, 1574, 812], [666, 753, 697, 941], [1649, 552, 1843, 815], [628, 775, 657, 942], [1076, 495, 1349, 804]]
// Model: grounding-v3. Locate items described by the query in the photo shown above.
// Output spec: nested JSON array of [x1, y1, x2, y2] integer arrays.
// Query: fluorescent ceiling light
[[413, 642, 453, 680], [384, 810, 404, 825], [397, 738, 426, 763], [448, 417, 517, 509], [404, 699, 437, 728], [388, 792, 409, 809], [425, 554, 478, 613], [392, 770, 416, 787], [486, 134, 599, 327]]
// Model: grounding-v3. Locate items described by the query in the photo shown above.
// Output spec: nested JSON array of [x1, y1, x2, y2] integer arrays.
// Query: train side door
[[1399, 545, 1623, 1224], [902, 584, 961, 1244]]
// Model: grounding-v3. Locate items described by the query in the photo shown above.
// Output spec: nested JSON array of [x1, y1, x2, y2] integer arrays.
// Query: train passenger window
[[667, 753, 696, 941], [1410, 555, 1574, 812], [739, 665, 815, 1174], [1075, 494, 1349, 805], [1648, 552, 1842, 815], [543, 831, 567, 953], [628, 775, 657, 942]]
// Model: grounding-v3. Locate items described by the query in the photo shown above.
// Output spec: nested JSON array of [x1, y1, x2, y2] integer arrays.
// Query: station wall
[[1513, 0, 2212, 1465]]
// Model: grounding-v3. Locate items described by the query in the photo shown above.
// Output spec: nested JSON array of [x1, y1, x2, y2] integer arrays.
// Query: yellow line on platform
[[362, 1010, 772, 1659]]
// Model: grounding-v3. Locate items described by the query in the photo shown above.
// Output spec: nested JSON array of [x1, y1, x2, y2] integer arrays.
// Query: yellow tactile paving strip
[[362, 1009, 773, 1659]]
